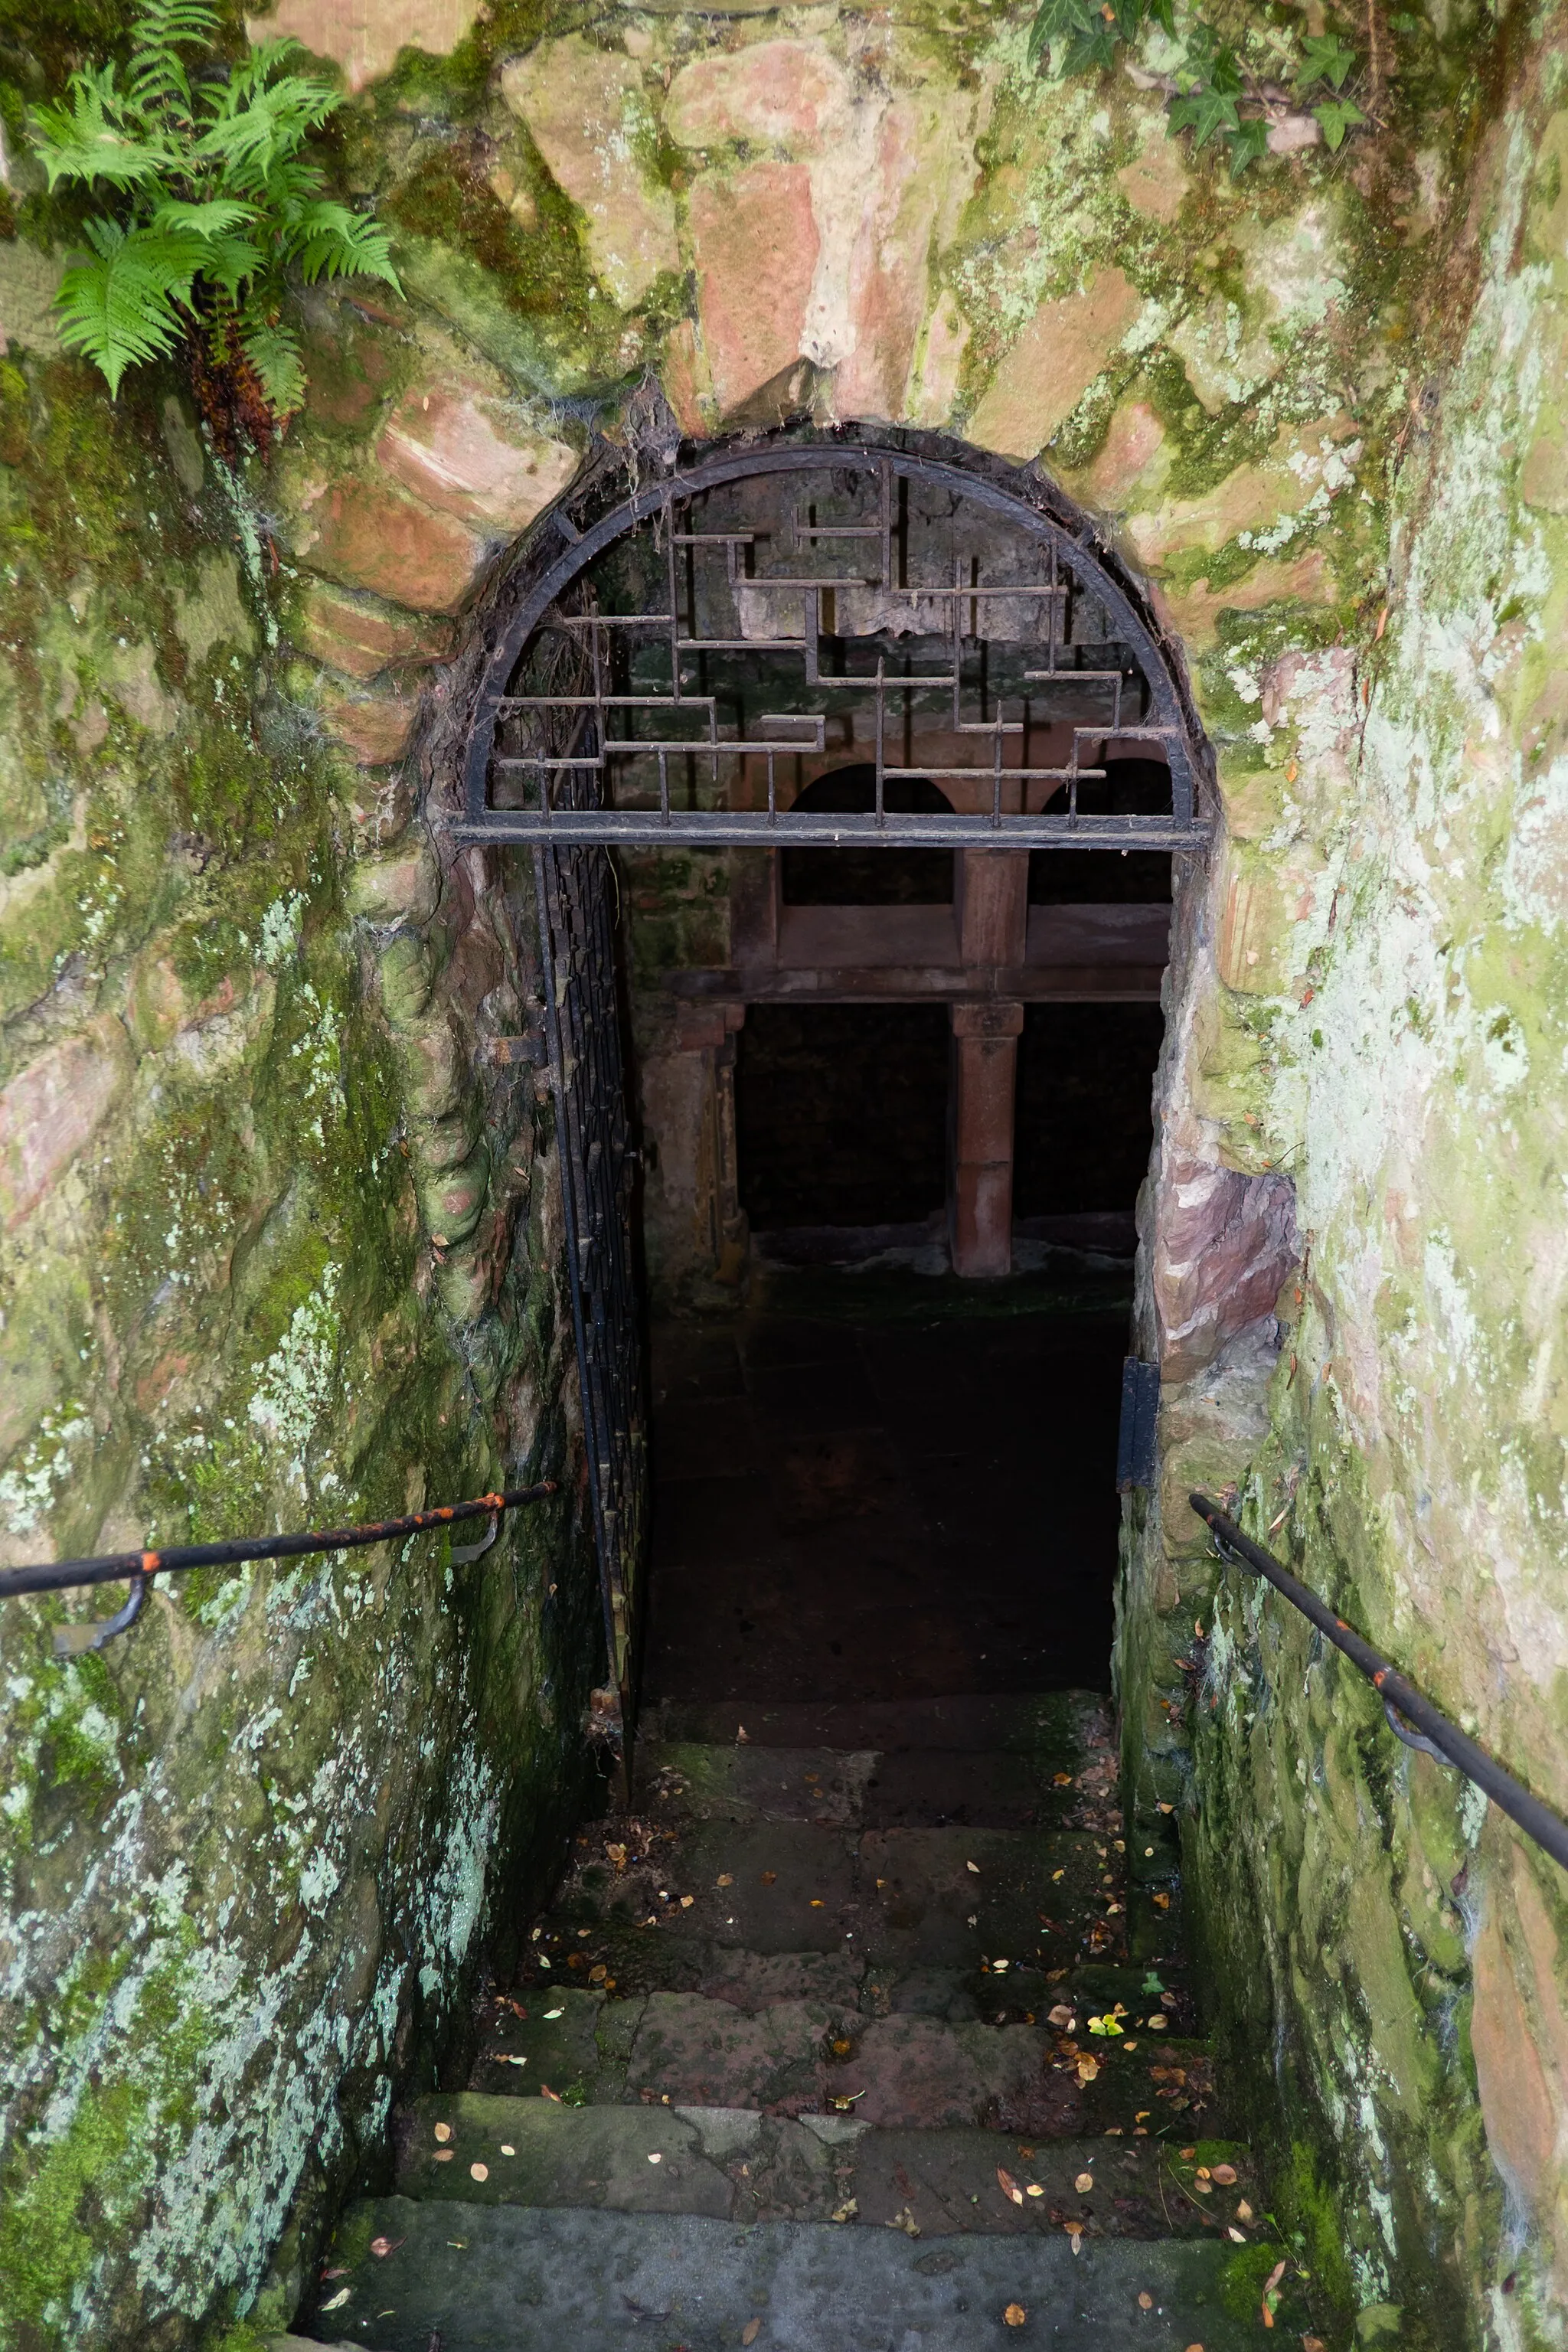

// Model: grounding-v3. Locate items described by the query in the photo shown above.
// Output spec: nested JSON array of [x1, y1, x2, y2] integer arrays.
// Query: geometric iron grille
[[457, 442, 1209, 853]]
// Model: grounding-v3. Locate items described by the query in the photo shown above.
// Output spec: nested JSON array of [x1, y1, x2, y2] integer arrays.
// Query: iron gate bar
[[455, 440, 1209, 851]]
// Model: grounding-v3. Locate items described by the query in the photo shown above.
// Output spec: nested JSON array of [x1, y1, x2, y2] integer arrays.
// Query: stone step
[[396, 2092, 1254, 2240], [639, 1740, 1129, 1835], [641, 1689, 1111, 1759], [470, 1988, 1222, 2135], [548, 1818, 1134, 1971], [302, 2198, 1279, 2350]]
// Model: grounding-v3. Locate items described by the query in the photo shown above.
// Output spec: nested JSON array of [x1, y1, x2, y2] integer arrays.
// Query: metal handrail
[[1190, 1492, 1568, 1875], [0, 1483, 557, 1657]]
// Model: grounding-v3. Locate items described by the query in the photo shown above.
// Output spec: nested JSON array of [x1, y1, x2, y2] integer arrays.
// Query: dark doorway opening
[[781, 767, 955, 906], [1014, 1003, 1166, 1222], [734, 1003, 951, 1231]]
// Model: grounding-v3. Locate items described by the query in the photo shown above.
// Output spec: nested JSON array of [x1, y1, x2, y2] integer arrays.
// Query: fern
[[29, 0, 400, 442]]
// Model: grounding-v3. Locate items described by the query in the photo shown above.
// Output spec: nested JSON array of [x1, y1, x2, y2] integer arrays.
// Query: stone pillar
[[949, 1001, 1024, 1278], [674, 999, 749, 1283]]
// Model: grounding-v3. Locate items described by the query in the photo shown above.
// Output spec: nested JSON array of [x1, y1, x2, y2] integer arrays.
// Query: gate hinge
[[1117, 1358, 1161, 1493]]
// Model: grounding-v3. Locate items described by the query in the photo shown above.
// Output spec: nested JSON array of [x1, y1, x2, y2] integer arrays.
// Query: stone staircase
[[293, 1694, 1295, 2349]]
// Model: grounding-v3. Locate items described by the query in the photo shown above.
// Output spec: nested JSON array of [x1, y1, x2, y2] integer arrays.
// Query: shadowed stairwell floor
[[296, 1270, 1292, 2350]]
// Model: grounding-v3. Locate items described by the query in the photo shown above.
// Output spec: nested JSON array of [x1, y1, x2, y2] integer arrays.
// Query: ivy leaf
[[1169, 83, 1242, 148], [1227, 116, 1271, 174], [1296, 31, 1358, 90], [1312, 95, 1366, 149], [1027, 0, 1102, 67], [1063, 14, 1124, 72]]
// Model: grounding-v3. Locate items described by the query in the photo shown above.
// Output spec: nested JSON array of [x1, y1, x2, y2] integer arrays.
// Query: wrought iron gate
[[534, 831, 645, 1741]]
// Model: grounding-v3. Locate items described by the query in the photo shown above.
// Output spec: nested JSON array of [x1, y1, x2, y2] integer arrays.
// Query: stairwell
[[289, 1689, 1301, 2349]]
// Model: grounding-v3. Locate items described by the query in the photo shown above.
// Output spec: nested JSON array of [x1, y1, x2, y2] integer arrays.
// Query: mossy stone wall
[[2, 0, 1563, 2343]]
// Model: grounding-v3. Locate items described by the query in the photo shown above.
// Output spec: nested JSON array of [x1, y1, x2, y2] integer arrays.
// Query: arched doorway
[[454, 426, 1210, 1737]]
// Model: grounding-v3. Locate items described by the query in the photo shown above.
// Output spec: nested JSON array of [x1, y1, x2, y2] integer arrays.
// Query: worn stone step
[[548, 1818, 1125, 1971], [639, 1740, 1120, 1834], [304, 2198, 1279, 2350], [470, 1987, 1223, 2135], [642, 1690, 1111, 1759], [396, 2093, 1254, 2242]]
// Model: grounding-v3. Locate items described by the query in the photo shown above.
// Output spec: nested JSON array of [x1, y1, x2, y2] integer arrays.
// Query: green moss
[[384, 132, 642, 397]]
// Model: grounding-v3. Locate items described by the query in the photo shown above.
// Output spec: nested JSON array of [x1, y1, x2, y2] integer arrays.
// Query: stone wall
[[1, 0, 1561, 2342], [1124, 41, 1568, 2350], [0, 332, 603, 2347]]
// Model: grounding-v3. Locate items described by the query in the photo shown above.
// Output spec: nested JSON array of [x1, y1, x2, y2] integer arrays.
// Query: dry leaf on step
[[717, 1873, 734, 1887], [761, 1871, 777, 1885], [1047, 2004, 1076, 2029], [831, 2197, 858, 2223], [433, 2122, 452, 2143], [1076, 2056, 1099, 2084], [368, 2238, 402, 2258], [742, 2324, 762, 2347], [997, 2167, 1024, 2206], [469, 2162, 488, 2182], [1138, 2294, 1154, 2310], [321, 2289, 351, 2311], [1210, 2162, 1237, 2184], [1003, 2305, 1027, 2328], [1074, 2172, 1094, 2193]]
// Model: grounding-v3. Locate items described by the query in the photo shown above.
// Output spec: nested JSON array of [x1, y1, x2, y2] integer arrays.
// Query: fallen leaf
[[590, 1965, 607, 1982], [1074, 2172, 1094, 2194], [680, 1894, 695, 1908], [605, 1843, 626, 1867], [1139, 2292, 1154, 2309], [1237, 2200, 1254, 2222], [369, 2238, 403, 2258], [322, 2269, 348, 2280], [1227, 2226, 1247, 2243], [433, 2122, 452, 2144], [469, 2162, 488, 2183], [1051, 1869, 1065, 1883], [1026, 2184, 1044, 2197], [1067, 2225, 1083, 2253], [1193, 2178, 1213, 2195], [1210, 2163, 1237, 2185], [717, 1873, 733, 1887], [737, 1726, 750, 1741], [997, 2166, 1024, 2206], [1302, 2339, 1326, 2350], [1076, 2057, 1099, 2084], [321, 2288, 351, 2312], [966, 1860, 980, 1874], [1004, 2304, 1027, 2326], [742, 2324, 762, 2347], [760, 1872, 777, 1886], [810, 1898, 825, 1907], [1148, 2015, 1168, 2030], [1047, 2004, 1076, 2029], [433, 2150, 455, 2163], [540, 2085, 562, 2102], [1179, 2146, 1197, 2159], [1152, 1892, 1171, 1909], [648, 2151, 662, 2164], [1053, 1772, 1073, 1785], [543, 2007, 564, 2020], [500, 2145, 515, 2157], [831, 2197, 858, 2223]]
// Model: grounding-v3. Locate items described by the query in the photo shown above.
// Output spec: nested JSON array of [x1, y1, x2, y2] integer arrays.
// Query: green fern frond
[[126, 0, 220, 123], [286, 201, 400, 291], [31, 72, 171, 191], [56, 217, 203, 395], [237, 312, 306, 416]]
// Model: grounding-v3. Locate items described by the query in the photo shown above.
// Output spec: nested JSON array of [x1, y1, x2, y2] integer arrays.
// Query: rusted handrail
[[1191, 1492, 1568, 1876], [0, 1483, 557, 1657]]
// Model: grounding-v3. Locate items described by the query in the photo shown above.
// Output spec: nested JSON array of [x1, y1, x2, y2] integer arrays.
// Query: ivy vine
[[1027, 0, 1370, 175]]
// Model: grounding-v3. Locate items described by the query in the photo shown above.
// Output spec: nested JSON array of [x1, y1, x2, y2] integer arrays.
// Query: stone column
[[949, 1001, 1024, 1278], [674, 999, 749, 1283]]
